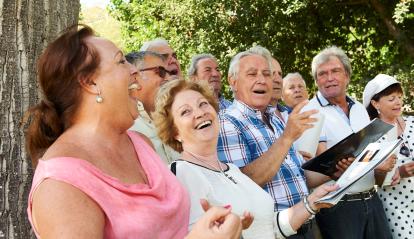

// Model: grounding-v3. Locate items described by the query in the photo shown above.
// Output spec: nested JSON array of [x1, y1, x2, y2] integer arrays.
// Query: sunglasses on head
[[400, 143, 411, 157], [139, 66, 171, 78]]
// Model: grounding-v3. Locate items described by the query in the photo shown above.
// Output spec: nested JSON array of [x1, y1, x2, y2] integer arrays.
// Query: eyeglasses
[[400, 143, 411, 157], [139, 66, 171, 78], [161, 52, 178, 60]]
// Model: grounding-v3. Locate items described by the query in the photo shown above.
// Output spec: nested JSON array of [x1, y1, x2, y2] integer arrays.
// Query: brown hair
[[153, 79, 218, 152], [24, 25, 100, 166], [366, 83, 403, 119]]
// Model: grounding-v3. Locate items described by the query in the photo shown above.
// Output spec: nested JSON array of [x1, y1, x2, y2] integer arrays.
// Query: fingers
[[218, 213, 243, 239], [200, 199, 211, 212], [240, 211, 254, 229], [291, 100, 309, 114]]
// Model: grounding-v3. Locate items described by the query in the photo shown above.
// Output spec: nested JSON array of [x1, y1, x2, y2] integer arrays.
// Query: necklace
[[184, 150, 238, 184], [396, 118, 414, 159]]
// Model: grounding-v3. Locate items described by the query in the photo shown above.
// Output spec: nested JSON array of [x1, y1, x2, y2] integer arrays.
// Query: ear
[[370, 99, 379, 110], [79, 75, 99, 94], [228, 75, 237, 93]]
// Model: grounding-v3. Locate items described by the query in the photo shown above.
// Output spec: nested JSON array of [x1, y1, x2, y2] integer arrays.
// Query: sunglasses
[[139, 66, 172, 78], [161, 52, 178, 60], [400, 143, 411, 157]]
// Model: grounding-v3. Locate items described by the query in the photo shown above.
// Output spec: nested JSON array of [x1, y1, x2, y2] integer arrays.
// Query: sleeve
[[217, 114, 251, 168], [274, 210, 296, 238], [172, 162, 216, 229]]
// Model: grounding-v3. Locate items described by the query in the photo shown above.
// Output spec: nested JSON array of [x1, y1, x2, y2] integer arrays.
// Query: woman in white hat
[[363, 73, 414, 238]]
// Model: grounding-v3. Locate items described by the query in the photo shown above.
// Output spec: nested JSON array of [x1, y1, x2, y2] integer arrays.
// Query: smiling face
[[282, 76, 309, 108], [372, 91, 403, 121], [230, 55, 272, 111], [136, 55, 170, 113], [194, 58, 222, 98], [271, 58, 283, 103], [89, 37, 139, 124], [315, 57, 349, 102], [171, 90, 219, 150], [148, 44, 181, 77]]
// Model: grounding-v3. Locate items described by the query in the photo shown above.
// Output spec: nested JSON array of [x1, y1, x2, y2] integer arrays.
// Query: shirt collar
[[315, 91, 355, 108], [234, 99, 275, 120]]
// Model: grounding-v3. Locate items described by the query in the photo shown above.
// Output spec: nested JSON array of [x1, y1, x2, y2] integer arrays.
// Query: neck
[[379, 115, 398, 125]]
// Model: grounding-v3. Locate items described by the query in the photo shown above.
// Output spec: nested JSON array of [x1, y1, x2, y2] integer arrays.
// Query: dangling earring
[[96, 86, 103, 103], [177, 138, 182, 143], [376, 108, 380, 115]]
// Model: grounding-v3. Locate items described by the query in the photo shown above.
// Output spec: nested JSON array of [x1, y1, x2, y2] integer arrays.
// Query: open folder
[[315, 139, 402, 206], [301, 118, 394, 177]]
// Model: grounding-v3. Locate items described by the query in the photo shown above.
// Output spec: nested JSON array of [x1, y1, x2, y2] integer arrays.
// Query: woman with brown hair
[[153, 79, 338, 239], [25, 25, 243, 239]]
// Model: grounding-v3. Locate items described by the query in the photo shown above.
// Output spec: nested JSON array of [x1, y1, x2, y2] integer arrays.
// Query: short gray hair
[[283, 72, 306, 86], [187, 53, 217, 77], [228, 47, 272, 80], [140, 38, 170, 51], [311, 46, 352, 80], [125, 51, 166, 69]]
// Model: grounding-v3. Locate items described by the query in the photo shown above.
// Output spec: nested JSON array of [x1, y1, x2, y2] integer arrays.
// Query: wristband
[[303, 196, 317, 215]]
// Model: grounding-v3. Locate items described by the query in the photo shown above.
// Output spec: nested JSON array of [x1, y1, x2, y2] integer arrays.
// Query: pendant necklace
[[185, 150, 238, 184], [396, 118, 414, 159]]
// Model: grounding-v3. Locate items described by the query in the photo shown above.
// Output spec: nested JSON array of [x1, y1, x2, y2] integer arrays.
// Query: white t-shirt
[[307, 92, 374, 193], [172, 160, 295, 239]]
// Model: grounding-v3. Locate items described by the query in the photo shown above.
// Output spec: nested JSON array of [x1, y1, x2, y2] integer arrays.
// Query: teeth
[[128, 83, 139, 90], [196, 120, 212, 129]]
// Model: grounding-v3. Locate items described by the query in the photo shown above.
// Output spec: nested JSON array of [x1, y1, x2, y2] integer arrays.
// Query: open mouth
[[195, 120, 212, 130], [294, 95, 304, 99], [128, 83, 140, 99], [253, 90, 266, 94]]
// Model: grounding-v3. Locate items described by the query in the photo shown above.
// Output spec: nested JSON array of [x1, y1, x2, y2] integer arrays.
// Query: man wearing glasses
[[126, 51, 180, 164], [140, 38, 182, 78]]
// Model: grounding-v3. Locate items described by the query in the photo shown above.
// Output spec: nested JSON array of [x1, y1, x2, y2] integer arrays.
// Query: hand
[[331, 157, 355, 180], [283, 100, 318, 142], [390, 168, 401, 186], [299, 151, 313, 161], [186, 199, 242, 239], [399, 161, 414, 178], [307, 183, 339, 211], [375, 155, 397, 173], [201, 199, 253, 230]]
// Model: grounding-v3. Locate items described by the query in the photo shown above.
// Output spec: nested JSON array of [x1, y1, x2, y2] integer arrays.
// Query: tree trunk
[[0, 1, 80, 238]]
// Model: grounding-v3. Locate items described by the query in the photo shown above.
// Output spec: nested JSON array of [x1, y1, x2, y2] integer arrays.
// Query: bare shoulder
[[31, 179, 105, 238]]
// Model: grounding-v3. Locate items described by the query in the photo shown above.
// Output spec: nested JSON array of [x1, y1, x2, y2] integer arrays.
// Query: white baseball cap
[[363, 74, 400, 108]]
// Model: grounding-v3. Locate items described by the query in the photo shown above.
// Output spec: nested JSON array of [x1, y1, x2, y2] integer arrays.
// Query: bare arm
[[32, 179, 105, 239], [241, 101, 318, 186]]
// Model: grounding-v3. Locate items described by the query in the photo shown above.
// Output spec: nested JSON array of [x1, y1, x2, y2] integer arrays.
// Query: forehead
[[239, 55, 269, 70], [173, 90, 204, 106], [198, 58, 218, 68], [149, 44, 174, 54], [317, 57, 344, 71], [286, 77, 305, 85], [143, 54, 165, 66], [271, 58, 281, 70], [88, 37, 119, 58]]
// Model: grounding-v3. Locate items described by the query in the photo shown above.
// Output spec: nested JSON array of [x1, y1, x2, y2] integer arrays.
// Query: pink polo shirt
[[27, 131, 190, 239]]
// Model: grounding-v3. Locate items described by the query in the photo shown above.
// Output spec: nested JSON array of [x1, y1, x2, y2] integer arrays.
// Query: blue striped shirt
[[217, 100, 308, 211]]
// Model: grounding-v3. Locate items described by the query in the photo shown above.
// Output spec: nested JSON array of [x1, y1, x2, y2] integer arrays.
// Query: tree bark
[[0, 1, 80, 238]]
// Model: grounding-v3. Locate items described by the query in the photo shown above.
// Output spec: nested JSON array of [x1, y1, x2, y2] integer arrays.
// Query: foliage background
[[109, 0, 413, 111]]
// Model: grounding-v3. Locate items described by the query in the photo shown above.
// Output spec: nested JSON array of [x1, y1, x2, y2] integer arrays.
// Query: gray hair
[[125, 51, 166, 69], [283, 72, 306, 86], [228, 47, 272, 80], [140, 38, 170, 51], [187, 53, 217, 77], [311, 46, 352, 80]]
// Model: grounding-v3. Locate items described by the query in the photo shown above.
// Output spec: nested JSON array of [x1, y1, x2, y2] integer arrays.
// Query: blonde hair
[[153, 79, 218, 152]]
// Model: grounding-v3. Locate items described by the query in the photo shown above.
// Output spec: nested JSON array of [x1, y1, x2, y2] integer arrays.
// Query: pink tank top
[[27, 131, 190, 239]]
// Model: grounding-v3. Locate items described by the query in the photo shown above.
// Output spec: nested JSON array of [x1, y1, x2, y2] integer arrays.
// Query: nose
[[129, 62, 138, 76], [194, 106, 206, 118], [211, 69, 220, 77]]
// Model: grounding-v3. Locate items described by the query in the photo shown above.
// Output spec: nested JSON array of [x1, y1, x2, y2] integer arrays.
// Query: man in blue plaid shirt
[[217, 48, 334, 213]]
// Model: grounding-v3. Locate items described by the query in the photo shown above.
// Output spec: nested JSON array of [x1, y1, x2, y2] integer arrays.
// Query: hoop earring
[[96, 87, 103, 103]]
